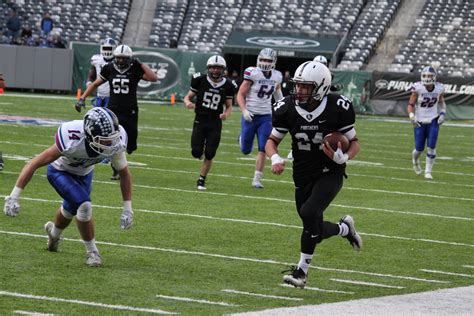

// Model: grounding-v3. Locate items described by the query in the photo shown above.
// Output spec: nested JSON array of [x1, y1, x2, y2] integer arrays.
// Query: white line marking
[[420, 269, 474, 278], [0, 230, 448, 284], [279, 284, 354, 294], [0, 290, 175, 314], [462, 265, 474, 269], [14, 311, 55, 316], [156, 294, 238, 306], [344, 187, 474, 202], [330, 278, 405, 289], [221, 289, 302, 301]]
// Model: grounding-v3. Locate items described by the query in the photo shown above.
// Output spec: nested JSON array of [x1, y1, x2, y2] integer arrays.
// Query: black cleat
[[282, 265, 307, 289], [340, 215, 363, 251]]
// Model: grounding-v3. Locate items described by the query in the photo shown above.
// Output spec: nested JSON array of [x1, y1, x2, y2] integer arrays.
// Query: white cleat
[[44, 221, 62, 252], [86, 251, 102, 267], [252, 179, 264, 188], [424, 173, 433, 180], [413, 161, 422, 175]]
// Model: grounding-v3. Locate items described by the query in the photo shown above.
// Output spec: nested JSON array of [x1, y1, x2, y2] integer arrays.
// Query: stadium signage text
[[134, 51, 180, 95], [375, 79, 474, 95], [246, 36, 320, 48]]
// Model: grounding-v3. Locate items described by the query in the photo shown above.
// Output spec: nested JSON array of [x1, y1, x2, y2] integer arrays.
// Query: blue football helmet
[[100, 38, 117, 61], [421, 66, 436, 86]]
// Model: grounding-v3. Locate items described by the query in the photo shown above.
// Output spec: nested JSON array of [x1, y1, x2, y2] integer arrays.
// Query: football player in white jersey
[[87, 38, 117, 108], [237, 48, 283, 188], [3, 108, 133, 267], [407, 66, 446, 179]]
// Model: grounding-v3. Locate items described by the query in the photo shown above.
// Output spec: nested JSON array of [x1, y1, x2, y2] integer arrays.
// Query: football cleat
[[413, 161, 422, 175], [424, 172, 433, 180], [44, 221, 62, 252], [86, 251, 102, 267], [282, 266, 307, 289], [340, 215, 362, 251], [197, 178, 206, 191], [252, 179, 264, 188]]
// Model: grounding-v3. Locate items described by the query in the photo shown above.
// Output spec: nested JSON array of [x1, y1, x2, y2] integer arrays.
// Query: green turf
[[0, 94, 473, 315]]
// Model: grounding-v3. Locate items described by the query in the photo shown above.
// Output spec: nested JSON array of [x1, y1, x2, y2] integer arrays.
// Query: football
[[323, 132, 350, 152]]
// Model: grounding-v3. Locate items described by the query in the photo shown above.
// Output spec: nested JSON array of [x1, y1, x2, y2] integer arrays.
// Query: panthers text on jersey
[[272, 94, 356, 187], [190, 73, 237, 118], [99, 61, 145, 111], [52, 120, 127, 176], [411, 81, 445, 124], [243, 67, 282, 115], [91, 54, 111, 97]]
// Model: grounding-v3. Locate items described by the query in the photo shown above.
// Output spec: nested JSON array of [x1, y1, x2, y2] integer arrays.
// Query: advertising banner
[[332, 70, 373, 114]]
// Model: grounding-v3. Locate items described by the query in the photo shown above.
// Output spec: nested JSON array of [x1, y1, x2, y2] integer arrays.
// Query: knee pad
[[427, 147, 436, 159], [76, 201, 92, 222], [204, 147, 217, 160], [60, 206, 74, 219], [191, 148, 203, 159]]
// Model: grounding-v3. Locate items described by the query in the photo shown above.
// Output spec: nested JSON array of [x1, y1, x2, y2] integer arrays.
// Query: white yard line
[[14, 311, 54, 316], [462, 265, 474, 269], [221, 289, 302, 301], [0, 291, 175, 314], [156, 294, 238, 307], [279, 284, 354, 294], [330, 278, 405, 289], [420, 269, 474, 278], [0, 230, 448, 284]]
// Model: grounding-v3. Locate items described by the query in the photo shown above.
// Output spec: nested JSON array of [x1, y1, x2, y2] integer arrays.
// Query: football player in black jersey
[[265, 61, 362, 289], [76, 44, 158, 179], [183, 55, 236, 190]]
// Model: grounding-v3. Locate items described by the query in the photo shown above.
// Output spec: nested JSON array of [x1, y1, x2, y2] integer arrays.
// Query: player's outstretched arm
[[140, 61, 158, 82]]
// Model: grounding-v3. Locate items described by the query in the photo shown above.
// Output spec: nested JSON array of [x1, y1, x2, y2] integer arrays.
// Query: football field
[[0, 94, 473, 315]]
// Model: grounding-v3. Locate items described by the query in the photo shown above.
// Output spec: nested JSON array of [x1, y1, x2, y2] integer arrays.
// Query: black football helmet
[[83, 107, 122, 156]]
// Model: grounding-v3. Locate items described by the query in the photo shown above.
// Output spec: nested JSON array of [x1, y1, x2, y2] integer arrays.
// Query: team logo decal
[[246, 36, 320, 48], [134, 51, 180, 95], [375, 79, 389, 89]]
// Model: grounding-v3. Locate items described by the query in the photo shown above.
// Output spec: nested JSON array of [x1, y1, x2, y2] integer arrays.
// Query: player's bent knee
[[241, 148, 252, 155], [204, 148, 217, 160], [60, 206, 74, 219], [76, 201, 92, 222], [191, 148, 203, 159]]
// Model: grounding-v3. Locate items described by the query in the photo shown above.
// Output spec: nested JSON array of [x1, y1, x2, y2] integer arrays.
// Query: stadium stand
[[0, 0, 131, 46], [337, 0, 402, 71], [148, 0, 187, 48], [388, 0, 474, 76]]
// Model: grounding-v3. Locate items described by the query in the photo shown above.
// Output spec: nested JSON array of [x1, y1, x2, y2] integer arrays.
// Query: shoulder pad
[[192, 72, 202, 79]]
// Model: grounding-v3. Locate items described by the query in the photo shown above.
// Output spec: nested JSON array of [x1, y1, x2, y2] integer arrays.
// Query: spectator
[[40, 12, 54, 36], [5, 9, 21, 40]]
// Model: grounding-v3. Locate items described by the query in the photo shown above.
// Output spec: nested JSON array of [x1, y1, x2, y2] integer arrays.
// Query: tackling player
[[183, 55, 236, 190], [265, 61, 362, 288], [407, 66, 446, 179], [237, 48, 283, 188], [3, 108, 134, 267]]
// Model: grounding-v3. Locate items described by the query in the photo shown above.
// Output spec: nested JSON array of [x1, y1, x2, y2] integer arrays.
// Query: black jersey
[[272, 94, 356, 186], [190, 73, 236, 118], [99, 61, 145, 111]]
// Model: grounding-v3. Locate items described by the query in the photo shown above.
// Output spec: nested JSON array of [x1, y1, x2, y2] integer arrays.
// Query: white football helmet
[[313, 55, 328, 66], [257, 48, 277, 71], [83, 108, 122, 156], [100, 38, 117, 61], [206, 55, 226, 80], [291, 61, 332, 102], [421, 66, 436, 86], [113, 44, 133, 70]]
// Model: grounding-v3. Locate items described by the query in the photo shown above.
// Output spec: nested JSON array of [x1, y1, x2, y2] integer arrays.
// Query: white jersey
[[243, 67, 282, 115], [411, 81, 445, 123], [91, 54, 111, 97], [52, 120, 127, 176]]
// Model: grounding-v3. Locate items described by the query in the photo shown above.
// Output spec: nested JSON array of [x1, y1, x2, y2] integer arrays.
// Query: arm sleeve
[[190, 75, 201, 93]]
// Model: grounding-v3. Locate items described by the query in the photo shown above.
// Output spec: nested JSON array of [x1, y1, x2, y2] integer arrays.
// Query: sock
[[199, 175, 206, 181], [297, 252, 313, 274], [412, 149, 421, 164], [83, 239, 99, 253], [425, 157, 434, 173], [339, 222, 349, 237], [254, 171, 263, 180], [51, 225, 63, 238]]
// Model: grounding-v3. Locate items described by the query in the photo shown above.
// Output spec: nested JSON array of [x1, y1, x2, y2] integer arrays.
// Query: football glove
[[332, 148, 349, 165], [437, 112, 445, 125], [409, 112, 420, 128], [4, 196, 20, 217], [75, 98, 86, 113], [120, 209, 134, 230], [243, 109, 253, 122]]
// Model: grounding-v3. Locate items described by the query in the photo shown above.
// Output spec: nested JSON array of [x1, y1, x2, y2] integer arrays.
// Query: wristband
[[270, 154, 283, 165], [10, 186, 23, 199], [123, 200, 132, 211]]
